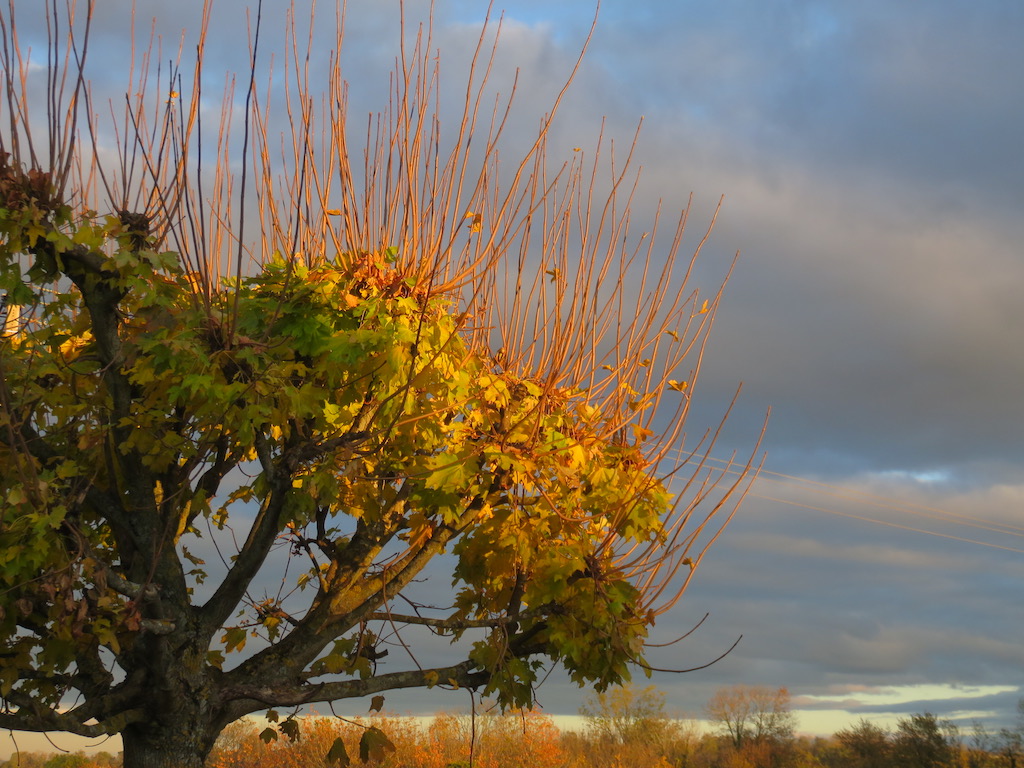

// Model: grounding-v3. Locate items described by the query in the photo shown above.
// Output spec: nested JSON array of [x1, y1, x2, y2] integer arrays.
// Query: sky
[[4, 0, 1024, 754]]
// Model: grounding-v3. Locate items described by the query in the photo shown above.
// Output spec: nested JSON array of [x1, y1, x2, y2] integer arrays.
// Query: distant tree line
[[1, 688, 1021, 768]]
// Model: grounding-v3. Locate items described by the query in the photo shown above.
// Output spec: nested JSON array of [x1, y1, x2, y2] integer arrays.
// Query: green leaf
[[326, 736, 351, 767], [222, 626, 247, 653], [280, 717, 301, 741], [358, 727, 395, 763]]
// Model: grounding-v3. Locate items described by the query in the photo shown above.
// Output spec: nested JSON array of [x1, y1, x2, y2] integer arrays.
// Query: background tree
[[892, 712, 955, 768], [0, 2, 758, 768], [997, 699, 1024, 768], [580, 683, 677, 746], [419, 710, 565, 768], [0, 754, 118, 768], [833, 719, 891, 768], [578, 683, 697, 767], [965, 720, 1007, 768], [706, 685, 796, 751]]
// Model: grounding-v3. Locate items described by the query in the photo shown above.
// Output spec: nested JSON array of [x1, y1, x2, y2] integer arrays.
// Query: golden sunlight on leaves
[[0, 2, 761, 764]]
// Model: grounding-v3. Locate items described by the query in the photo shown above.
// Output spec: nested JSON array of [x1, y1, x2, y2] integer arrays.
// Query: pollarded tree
[[0, 3, 760, 768]]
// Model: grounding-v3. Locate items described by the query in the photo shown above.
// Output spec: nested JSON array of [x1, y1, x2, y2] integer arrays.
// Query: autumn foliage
[[3, 687, 1024, 768], [0, 2, 759, 767], [205, 711, 567, 768]]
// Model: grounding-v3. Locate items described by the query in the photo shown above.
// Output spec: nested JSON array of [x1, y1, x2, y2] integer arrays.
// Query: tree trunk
[[121, 720, 220, 768], [115, 616, 228, 768]]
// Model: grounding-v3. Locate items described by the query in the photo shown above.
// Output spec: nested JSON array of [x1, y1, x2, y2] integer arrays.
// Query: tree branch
[[365, 611, 519, 630], [219, 659, 490, 723], [197, 431, 291, 637], [104, 568, 160, 602], [7, 411, 128, 535], [228, 474, 505, 690], [0, 686, 147, 736]]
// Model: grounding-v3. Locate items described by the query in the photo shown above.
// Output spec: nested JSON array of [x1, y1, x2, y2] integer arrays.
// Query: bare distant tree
[[705, 684, 796, 750]]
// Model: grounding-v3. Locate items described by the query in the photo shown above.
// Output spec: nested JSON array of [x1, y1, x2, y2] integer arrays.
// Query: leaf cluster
[[0, 171, 678, 723]]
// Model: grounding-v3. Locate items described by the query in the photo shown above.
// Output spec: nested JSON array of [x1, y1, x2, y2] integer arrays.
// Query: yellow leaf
[[667, 379, 688, 392], [631, 423, 653, 442], [325, 209, 342, 215], [567, 443, 587, 469], [2, 303, 19, 336]]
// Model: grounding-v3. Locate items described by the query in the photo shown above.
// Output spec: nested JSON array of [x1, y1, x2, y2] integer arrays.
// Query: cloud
[[5, 0, 1022, 741], [487, 1, 1024, 484]]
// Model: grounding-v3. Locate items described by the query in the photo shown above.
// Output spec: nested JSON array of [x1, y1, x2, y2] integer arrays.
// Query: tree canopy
[[0, 2, 758, 767]]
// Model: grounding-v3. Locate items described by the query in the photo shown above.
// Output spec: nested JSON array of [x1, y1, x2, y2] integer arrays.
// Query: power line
[[671, 452, 1024, 554], [745, 463, 1024, 537], [750, 491, 1024, 555]]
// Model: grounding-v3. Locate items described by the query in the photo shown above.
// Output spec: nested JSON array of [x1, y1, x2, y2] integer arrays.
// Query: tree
[[419, 710, 565, 768], [834, 719, 891, 768], [580, 684, 695, 768], [0, 3, 759, 768], [966, 721, 1002, 768], [580, 683, 679, 748], [706, 685, 796, 751], [997, 698, 1024, 768], [892, 712, 955, 768]]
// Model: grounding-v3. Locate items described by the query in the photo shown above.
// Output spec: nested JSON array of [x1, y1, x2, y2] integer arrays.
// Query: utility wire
[[669, 451, 1024, 554], [750, 491, 1024, 555]]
